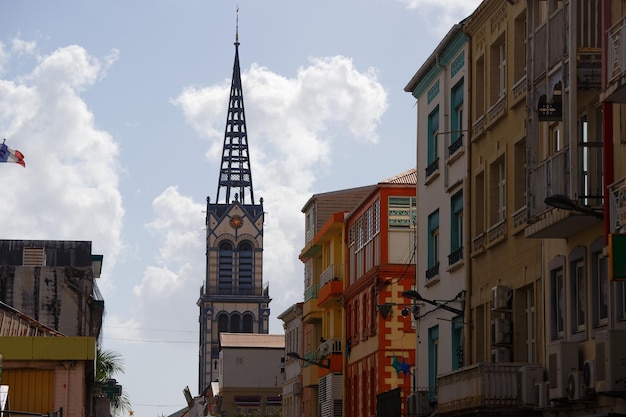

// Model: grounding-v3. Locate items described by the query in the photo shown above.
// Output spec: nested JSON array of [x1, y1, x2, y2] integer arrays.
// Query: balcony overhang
[[317, 280, 343, 307], [525, 208, 602, 238]]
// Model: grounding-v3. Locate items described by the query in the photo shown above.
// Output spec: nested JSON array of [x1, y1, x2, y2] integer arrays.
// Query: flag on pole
[[0, 140, 25, 167]]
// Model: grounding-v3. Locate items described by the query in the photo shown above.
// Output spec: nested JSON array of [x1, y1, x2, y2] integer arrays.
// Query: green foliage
[[96, 347, 132, 416]]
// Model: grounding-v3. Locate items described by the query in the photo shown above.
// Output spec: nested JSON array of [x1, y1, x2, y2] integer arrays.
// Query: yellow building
[[298, 186, 374, 417], [433, 1, 545, 416]]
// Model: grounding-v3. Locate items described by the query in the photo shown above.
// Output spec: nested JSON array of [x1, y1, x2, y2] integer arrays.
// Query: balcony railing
[[425, 263, 439, 280], [448, 136, 463, 157], [471, 233, 485, 254], [486, 219, 506, 246], [425, 158, 439, 178], [448, 247, 463, 266], [317, 338, 342, 359], [437, 363, 523, 415], [304, 284, 319, 301], [487, 95, 506, 123], [320, 263, 343, 288], [608, 17, 626, 84], [512, 205, 528, 230], [472, 115, 485, 137], [529, 148, 569, 215]]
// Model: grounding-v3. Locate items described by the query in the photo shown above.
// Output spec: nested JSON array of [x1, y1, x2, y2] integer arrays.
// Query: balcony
[[528, 148, 569, 217], [605, 17, 626, 102], [320, 263, 342, 287], [437, 363, 524, 416], [487, 94, 506, 126], [526, 147, 604, 238], [317, 265, 343, 307], [486, 219, 506, 247]]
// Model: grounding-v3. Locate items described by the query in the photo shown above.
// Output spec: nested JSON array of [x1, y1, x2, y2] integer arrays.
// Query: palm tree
[[96, 347, 132, 416]]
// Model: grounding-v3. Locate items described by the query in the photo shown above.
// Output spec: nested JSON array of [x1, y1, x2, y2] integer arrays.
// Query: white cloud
[[11, 37, 36, 56], [0, 42, 7, 74], [395, 0, 482, 34], [0, 42, 124, 288], [166, 54, 388, 328]]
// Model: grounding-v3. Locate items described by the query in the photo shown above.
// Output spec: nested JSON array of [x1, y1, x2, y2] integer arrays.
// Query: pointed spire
[[216, 8, 255, 205]]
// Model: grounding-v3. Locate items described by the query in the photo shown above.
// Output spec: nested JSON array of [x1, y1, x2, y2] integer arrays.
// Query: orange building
[[343, 169, 417, 417]]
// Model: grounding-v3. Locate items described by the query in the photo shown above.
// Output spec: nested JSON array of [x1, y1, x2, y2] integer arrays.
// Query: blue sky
[[0, 1, 480, 415]]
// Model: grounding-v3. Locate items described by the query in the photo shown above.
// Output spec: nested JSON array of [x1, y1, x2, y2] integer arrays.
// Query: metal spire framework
[[216, 13, 255, 205]]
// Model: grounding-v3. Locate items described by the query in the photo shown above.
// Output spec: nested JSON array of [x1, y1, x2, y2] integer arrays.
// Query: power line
[[103, 337, 196, 344]]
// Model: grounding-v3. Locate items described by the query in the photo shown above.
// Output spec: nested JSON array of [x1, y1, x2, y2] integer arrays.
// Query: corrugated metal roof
[[220, 333, 285, 348], [380, 168, 417, 185]]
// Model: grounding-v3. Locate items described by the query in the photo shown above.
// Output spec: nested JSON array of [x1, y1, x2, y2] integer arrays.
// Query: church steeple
[[198, 10, 270, 394], [216, 10, 255, 205]]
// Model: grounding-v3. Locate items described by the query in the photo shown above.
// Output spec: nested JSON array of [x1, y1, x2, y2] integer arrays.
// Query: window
[[450, 191, 463, 265], [490, 157, 506, 225], [243, 313, 254, 333], [218, 242, 234, 294], [230, 313, 241, 332], [490, 36, 506, 104], [475, 172, 485, 234], [428, 325, 439, 400], [217, 313, 228, 334], [525, 287, 536, 363], [373, 200, 380, 236], [513, 138, 526, 210], [549, 256, 565, 340], [450, 80, 464, 156], [427, 210, 440, 279], [238, 242, 253, 295], [513, 13, 526, 82], [451, 316, 463, 370], [591, 237, 608, 328], [427, 106, 440, 175], [388, 197, 416, 229], [578, 109, 603, 207], [569, 247, 587, 336], [475, 55, 485, 116]]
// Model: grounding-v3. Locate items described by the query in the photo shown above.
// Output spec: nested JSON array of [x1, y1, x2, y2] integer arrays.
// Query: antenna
[[235, 6, 239, 44]]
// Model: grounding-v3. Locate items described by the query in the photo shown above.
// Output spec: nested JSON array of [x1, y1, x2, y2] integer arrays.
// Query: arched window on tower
[[238, 241, 253, 295], [242, 312, 254, 333], [230, 313, 241, 333], [217, 313, 228, 335], [218, 242, 233, 294]]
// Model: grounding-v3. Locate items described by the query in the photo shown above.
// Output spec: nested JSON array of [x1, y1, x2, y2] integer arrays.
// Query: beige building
[[277, 303, 303, 417], [404, 19, 470, 413], [211, 333, 284, 417]]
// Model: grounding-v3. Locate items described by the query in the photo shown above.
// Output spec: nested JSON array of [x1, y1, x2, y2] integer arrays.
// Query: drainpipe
[[436, 52, 450, 190], [602, 0, 613, 244], [64, 361, 71, 416]]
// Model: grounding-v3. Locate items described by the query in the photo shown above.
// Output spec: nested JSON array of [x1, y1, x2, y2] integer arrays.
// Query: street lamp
[[286, 351, 330, 369], [544, 194, 603, 219], [401, 290, 464, 316]]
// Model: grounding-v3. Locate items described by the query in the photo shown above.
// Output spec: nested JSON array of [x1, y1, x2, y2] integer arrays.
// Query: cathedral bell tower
[[197, 20, 271, 393]]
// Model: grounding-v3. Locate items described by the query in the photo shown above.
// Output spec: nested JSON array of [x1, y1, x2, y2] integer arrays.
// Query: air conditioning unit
[[491, 347, 510, 363], [491, 318, 512, 345], [492, 285, 512, 311], [520, 365, 544, 406], [534, 381, 549, 408], [583, 359, 595, 390], [567, 371, 584, 400], [293, 381, 302, 395], [407, 390, 430, 417], [595, 330, 626, 393], [548, 341, 578, 400]]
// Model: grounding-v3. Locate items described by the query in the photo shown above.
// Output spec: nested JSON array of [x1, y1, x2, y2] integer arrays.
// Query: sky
[[0, 1, 481, 415]]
